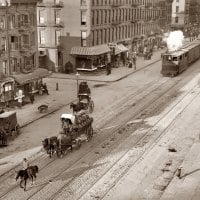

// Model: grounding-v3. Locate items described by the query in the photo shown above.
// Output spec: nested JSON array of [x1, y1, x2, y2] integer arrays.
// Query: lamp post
[[76, 72, 80, 98]]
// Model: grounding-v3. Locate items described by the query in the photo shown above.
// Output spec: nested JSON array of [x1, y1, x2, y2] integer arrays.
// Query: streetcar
[[161, 39, 200, 76]]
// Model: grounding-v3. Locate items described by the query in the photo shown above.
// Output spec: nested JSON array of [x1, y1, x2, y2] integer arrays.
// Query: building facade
[[37, 0, 64, 72], [37, 0, 173, 73], [0, 0, 49, 105]]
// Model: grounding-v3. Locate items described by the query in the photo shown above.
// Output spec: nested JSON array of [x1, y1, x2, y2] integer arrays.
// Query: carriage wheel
[[88, 100, 94, 113], [86, 126, 94, 141]]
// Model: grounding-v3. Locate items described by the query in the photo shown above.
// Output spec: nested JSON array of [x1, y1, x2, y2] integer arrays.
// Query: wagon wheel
[[86, 125, 94, 141], [88, 100, 94, 113]]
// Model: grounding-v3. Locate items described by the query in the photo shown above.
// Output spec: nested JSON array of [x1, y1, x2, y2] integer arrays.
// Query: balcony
[[131, 3, 140, 7], [111, 21, 121, 26], [37, 1, 64, 8], [111, 3, 123, 8]]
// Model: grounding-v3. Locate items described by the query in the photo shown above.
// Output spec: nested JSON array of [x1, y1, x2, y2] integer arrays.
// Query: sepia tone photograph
[[0, 0, 200, 199]]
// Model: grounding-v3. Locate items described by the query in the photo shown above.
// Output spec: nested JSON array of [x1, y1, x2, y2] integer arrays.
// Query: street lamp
[[76, 72, 80, 98]]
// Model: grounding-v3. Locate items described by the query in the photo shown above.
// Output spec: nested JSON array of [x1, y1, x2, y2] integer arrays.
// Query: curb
[[49, 58, 161, 83], [20, 99, 77, 128]]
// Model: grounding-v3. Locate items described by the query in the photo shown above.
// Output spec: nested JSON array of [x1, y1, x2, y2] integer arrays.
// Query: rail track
[[0, 66, 200, 200]]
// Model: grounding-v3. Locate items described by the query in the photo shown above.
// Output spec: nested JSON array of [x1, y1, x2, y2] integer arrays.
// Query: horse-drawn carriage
[[0, 111, 20, 146], [70, 82, 94, 113], [42, 111, 93, 157]]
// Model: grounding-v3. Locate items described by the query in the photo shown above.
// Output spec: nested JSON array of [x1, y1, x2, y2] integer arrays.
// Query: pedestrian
[[132, 52, 137, 70], [29, 93, 35, 104], [43, 83, 49, 95], [106, 63, 111, 75], [22, 158, 29, 170]]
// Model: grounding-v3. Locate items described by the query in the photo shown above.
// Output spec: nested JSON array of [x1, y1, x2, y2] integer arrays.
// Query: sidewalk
[[50, 49, 164, 82], [0, 49, 164, 174], [10, 48, 164, 129]]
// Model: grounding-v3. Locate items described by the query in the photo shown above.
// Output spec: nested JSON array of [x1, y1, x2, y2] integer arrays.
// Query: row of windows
[[91, 0, 156, 6], [1, 33, 36, 52], [90, 8, 161, 26], [2, 55, 35, 75], [89, 23, 157, 46], [39, 29, 61, 46], [0, 14, 36, 29], [38, 9, 61, 25]]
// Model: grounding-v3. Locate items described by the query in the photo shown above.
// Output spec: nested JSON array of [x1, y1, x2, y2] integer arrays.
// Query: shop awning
[[12, 68, 51, 85], [70, 44, 111, 56], [115, 44, 128, 55]]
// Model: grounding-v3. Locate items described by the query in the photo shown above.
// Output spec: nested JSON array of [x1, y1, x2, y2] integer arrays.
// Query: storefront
[[12, 68, 51, 101], [70, 44, 111, 74], [114, 44, 129, 67]]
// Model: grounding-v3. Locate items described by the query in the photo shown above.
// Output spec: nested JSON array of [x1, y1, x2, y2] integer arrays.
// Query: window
[[39, 10, 45, 24], [9, 15, 15, 29], [0, 15, 5, 29], [81, 31, 87, 47], [175, 16, 178, 23], [176, 6, 179, 13], [21, 35, 29, 48], [2, 61, 7, 75], [4, 83, 12, 92], [81, 11, 86, 25], [81, 0, 86, 5], [55, 10, 61, 24], [39, 30, 45, 45], [55, 30, 61, 45]]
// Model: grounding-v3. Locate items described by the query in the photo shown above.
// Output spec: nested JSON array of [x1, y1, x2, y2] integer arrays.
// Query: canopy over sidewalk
[[12, 68, 51, 85], [70, 44, 111, 56]]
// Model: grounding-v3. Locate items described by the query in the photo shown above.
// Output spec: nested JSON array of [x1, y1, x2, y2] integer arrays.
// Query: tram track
[[52, 79, 200, 200], [0, 77, 174, 200], [1, 67, 200, 200]]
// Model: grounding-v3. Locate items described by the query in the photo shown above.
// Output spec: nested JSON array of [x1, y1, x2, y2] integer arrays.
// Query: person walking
[[29, 93, 35, 104], [132, 51, 137, 70], [43, 83, 49, 95], [22, 158, 29, 170]]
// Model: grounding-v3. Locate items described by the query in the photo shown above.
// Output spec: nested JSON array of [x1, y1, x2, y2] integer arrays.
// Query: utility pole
[[5, 0, 11, 75]]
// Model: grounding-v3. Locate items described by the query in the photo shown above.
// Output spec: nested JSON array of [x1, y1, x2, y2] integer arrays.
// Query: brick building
[[37, 0, 173, 74], [0, 0, 49, 105]]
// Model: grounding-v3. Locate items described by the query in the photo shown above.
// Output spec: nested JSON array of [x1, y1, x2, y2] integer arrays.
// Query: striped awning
[[115, 44, 128, 55], [70, 44, 111, 56]]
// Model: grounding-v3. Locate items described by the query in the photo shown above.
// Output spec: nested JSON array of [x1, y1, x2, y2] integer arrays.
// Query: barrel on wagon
[[56, 111, 93, 157]]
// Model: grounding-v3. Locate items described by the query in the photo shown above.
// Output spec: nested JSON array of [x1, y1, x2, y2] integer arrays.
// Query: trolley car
[[161, 39, 200, 76]]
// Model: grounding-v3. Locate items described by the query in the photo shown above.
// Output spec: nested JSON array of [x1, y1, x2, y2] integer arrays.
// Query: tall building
[[171, 0, 200, 37], [37, 0, 64, 72], [37, 0, 173, 73], [0, 0, 49, 105]]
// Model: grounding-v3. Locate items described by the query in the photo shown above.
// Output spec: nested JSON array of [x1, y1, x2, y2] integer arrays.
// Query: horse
[[16, 165, 39, 191], [70, 102, 84, 113], [42, 136, 58, 157]]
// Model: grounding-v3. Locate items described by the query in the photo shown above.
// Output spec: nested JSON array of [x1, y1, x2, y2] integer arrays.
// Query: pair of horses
[[16, 165, 39, 191], [42, 134, 73, 158]]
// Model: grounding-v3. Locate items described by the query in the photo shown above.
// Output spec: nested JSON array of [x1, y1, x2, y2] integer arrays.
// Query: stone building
[[37, 0, 173, 74], [0, 0, 49, 105]]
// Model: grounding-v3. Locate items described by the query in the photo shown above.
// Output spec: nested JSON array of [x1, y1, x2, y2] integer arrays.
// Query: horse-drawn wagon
[[0, 111, 20, 146], [70, 81, 94, 113], [42, 111, 93, 157]]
